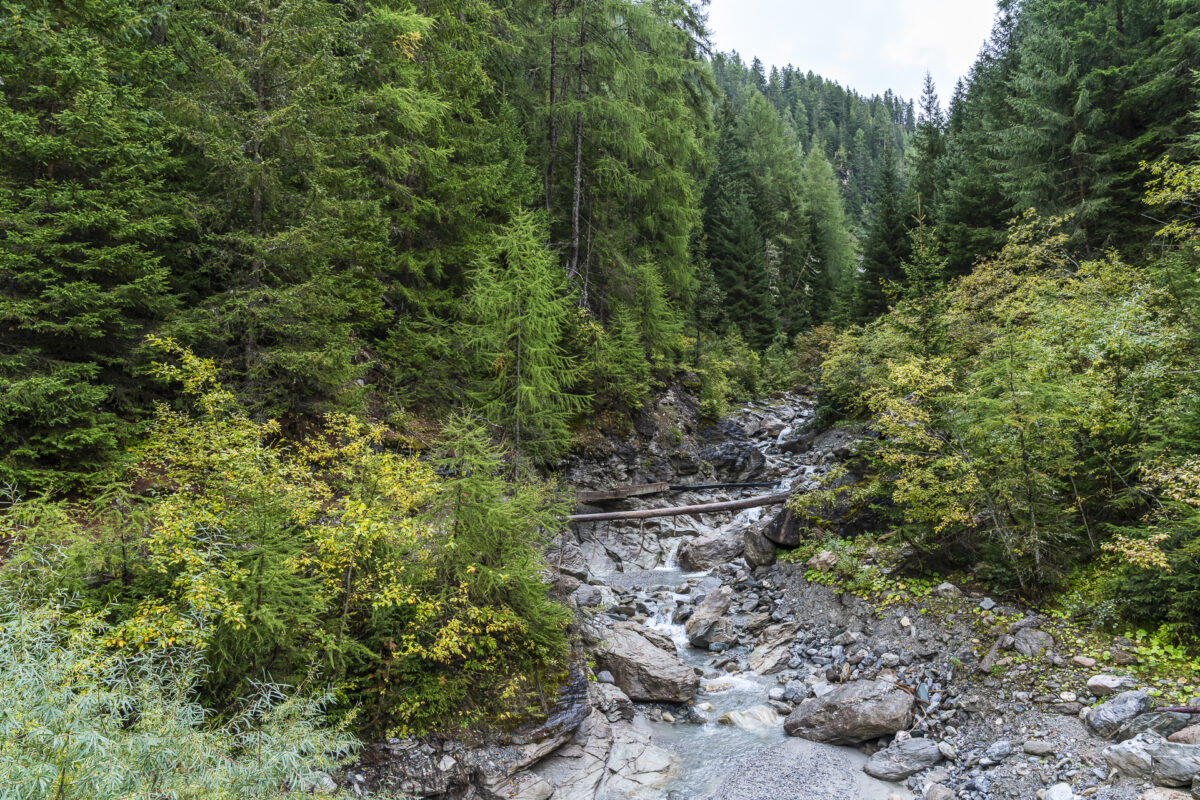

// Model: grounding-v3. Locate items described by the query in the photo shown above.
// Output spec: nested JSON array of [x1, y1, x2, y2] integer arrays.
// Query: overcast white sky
[[706, 0, 999, 106]]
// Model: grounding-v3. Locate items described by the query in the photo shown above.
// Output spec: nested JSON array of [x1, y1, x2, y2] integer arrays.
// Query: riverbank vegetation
[[2, 0, 1199, 790]]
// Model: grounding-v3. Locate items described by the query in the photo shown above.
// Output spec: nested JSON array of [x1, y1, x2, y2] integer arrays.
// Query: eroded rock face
[[685, 585, 734, 648], [862, 736, 943, 781], [783, 679, 916, 745], [593, 622, 698, 703], [678, 527, 743, 571], [531, 710, 677, 800], [1086, 689, 1155, 739]]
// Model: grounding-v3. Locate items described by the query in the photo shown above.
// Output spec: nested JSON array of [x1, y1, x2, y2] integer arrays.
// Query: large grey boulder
[[1152, 742, 1200, 788], [685, 585, 734, 648], [1104, 732, 1162, 780], [679, 527, 743, 571], [762, 505, 802, 547], [1088, 674, 1138, 697], [1086, 689, 1155, 739], [1013, 627, 1054, 658], [1118, 712, 1194, 743], [593, 622, 698, 703], [783, 679, 916, 745], [862, 737, 943, 781], [743, 527, 777, 567]]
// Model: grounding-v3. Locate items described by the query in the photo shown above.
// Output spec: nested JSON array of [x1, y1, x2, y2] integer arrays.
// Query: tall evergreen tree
[[0, 1, 181, 488], [857, 140, 909, 319], [904, 72, 945, 225]]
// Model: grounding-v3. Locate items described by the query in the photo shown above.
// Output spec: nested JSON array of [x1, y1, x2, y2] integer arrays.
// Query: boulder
[[1103, 732, 1162, 780], [1013, 628, 1054, 658], [589, 683, 635, 723], [1088, 674, 1138, 697], [571, 584, 604, 608], [1045, 785, 1076, 800], [1170, 726, 1200, 745], [593, 622, 698, 703], [717, 704, 781, 736], [1086, 689, 1155, 739], [1139, 789, 1193, 800], [863, 737, 943, 781], [1024, 740, 1055, 757], [685, 586, 734, 648], [1152, 742, 1200, 788], [743, 527, 777, 567], [748, 623, 801, 674], [783, 679, 916, 745], [807, 550, 838, 572], [679, 528, 743, 571], [924, 785, 955, 800], [763, 505, 803, 548], [1117, 712, 1193, 742]]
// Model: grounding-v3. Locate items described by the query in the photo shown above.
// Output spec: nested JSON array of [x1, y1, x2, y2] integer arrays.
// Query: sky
[[706, 0, 999, 106]]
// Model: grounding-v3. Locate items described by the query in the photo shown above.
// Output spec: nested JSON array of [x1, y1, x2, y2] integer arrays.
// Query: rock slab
[[783, 679, 916, 745], [862, 736, 943, 781], [593, 622, 698, 703]]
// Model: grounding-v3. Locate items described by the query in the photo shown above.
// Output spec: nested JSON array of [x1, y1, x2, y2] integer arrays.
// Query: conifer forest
[[3, 1, 1200, 798]]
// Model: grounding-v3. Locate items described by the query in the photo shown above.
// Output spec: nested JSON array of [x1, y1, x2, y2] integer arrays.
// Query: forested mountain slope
[[2, 0, 1200, 795]]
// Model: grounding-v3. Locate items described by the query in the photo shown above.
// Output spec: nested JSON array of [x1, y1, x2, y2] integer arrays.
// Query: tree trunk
[[568, 3, 586, 282], [545, 0, 561, 210]]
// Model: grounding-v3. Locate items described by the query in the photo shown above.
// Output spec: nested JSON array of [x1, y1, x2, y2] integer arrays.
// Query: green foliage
[[820, 213, 1193, 594], [0, 0, 181, 490], [0, 590, 355, 800], [463, 212, 588, 463], [2, 343, 570, 736]]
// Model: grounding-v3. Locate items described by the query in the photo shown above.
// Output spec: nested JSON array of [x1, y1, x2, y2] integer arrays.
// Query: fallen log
[[1158, 706, 1200, 714], [566, 491, 791, 523]]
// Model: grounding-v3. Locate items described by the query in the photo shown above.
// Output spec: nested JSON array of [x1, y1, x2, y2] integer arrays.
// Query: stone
[[743, 527, 777, 567], [762, 505, 802, 548], [589, 683, 635, 723], [863, 737, 944, 781], [596, 671, 615, 685], [1169, 726, 1200, 745], [571, 584, 603, 608], [979, 597, 997, 611], [1013, 627, 1055, 658], [593, 622, 698, 703], [807, 550, 838, 573], [685, 585, 734, 648], [1139, 789, 1194, 800], [1045, 784, 1076, 800], [1085, 689, 1155, 739], [984, 739, 1014, 761], [530, 711, 677, 800], [1088, 674, 1138, 697], [1117, 712, 1193, 742], [1073, 655, 1098, 668], [679, 527, 744, 571], [1102, 732, 1162, 780], [783, 679, 916, 745], [933, 582, 961, 598], [1024, 740, 1055, 757], [1152, 742, 1200, 788], [717, 704, 781, 735], [924, 785, 955, 800], [748, 623, 802, 675]]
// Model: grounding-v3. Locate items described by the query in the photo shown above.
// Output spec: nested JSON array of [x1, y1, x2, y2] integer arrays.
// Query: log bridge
[[568, 481, 789, 523]]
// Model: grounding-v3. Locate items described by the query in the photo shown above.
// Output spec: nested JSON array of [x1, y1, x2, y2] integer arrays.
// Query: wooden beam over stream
[[566, 491, 791, 523]]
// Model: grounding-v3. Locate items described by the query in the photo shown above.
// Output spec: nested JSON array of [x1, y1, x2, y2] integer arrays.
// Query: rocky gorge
[[350, 389, 1200, 800]]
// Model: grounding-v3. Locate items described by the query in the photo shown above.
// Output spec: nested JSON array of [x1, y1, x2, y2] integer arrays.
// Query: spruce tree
[[904, 72, 945, 226], [462, 212, 587, 465], [857, 140, 909, 319], [0, 1, 180, 489]]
